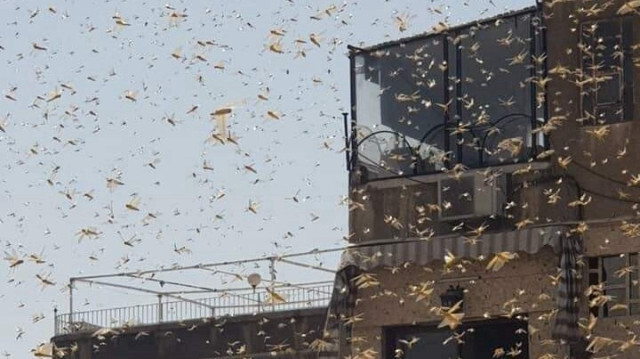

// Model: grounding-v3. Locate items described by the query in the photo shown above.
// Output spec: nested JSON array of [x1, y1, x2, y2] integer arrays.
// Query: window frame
[[587, 253, 640, 317], [579, 17, 635, 126]]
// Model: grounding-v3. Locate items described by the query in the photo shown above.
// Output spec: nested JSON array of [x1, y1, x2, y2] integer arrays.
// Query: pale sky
[[0, 0, 532, 356]]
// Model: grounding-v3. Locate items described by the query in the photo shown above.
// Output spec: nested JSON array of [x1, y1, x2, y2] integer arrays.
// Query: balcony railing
[[54, 283, 333, 336]]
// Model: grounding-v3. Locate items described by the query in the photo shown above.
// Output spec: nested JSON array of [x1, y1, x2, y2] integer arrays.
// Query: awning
[[338, 226, 566, 272], [325, 226, 582, 344]]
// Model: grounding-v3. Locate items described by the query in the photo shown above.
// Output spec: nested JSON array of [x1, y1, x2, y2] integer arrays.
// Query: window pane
[[459, 14, 535, 167], [631, 254, 638, 266], [581, 92, 594, 123], [580, 19, 628, 126], [595, 104, 623, 124], [596, 73, 621, 104], [588, 257, 599, 270], [354, 37, 447, 179], [581, 23, 597, 70], [594, 20, 622, 70], [602, 256, 626, 286], [605, 287, 627, 317], [398, 330, 458, 359], [631, 255, 638, 300], [461, 320, 529, 359]]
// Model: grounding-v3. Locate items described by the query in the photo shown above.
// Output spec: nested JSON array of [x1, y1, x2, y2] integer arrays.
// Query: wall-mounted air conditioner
[[438, 172, 506, 221]]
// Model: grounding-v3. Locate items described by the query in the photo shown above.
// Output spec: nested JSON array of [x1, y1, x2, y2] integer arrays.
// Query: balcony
[[346, 6, 549, 182]]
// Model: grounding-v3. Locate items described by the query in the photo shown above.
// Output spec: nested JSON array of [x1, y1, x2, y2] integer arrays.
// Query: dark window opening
[[385, 319, 529, 359]]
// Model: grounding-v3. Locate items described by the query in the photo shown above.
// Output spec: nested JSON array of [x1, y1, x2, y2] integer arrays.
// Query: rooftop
[[54, 282, 333, 336], [53, 251, 339, 337]]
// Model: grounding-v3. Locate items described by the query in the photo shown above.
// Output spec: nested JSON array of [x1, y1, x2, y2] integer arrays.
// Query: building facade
[[335, 0, 640, 358], [52, 308, 329, 359], [50, 280, 336, 359]]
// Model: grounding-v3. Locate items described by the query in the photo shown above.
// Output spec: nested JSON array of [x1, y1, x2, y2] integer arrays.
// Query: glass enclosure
[[351, 8, 547, 180]]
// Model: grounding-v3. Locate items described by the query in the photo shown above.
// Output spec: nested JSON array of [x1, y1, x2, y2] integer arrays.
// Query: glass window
[[588, 254, 640, 317], [459, 14, 535, 166], [354, 38, 446, 180], [602, 255, 626, 286], [604, 287, 626, 317], [580, 18, 635, 125]]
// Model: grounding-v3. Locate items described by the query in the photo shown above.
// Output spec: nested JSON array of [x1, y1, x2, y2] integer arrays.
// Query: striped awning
[[325, 226, 581, 347], [325, 225, 582, 344], [338, 226, 566, 272]]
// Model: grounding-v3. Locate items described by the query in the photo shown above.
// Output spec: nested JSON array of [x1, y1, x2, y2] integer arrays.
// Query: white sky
[[0, 0, 532, 356]]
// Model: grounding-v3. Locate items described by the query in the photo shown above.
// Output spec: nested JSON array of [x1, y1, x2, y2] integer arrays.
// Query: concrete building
[[52, 307, 329, 359], [49, 264, 336, 359], [332, 0, 640, 358]]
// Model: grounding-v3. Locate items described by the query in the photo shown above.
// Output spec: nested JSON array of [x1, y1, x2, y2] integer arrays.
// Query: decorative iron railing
[[54, 284, 333, 336]]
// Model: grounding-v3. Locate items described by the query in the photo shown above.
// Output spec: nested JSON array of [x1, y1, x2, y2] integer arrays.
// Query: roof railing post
[[69, 279, 74, 332], [53, 307, 58, 336], [158, 295, 163, 322]]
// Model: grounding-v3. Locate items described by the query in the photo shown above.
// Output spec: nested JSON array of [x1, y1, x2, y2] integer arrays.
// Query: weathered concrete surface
[[52, 308, 333, 359]]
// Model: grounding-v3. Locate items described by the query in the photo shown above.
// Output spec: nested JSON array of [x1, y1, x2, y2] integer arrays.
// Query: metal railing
[[54, 284, 333, 336]]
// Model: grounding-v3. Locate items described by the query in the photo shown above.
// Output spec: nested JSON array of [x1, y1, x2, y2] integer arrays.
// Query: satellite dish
[[247, 273, 261, 292]]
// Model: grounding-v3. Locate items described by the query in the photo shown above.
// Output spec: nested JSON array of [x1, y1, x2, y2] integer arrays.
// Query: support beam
[[73, 278, 215, 310], [277, 258, 335, 274]]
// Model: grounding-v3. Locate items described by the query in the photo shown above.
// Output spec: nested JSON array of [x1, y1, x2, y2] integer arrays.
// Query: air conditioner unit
[[438, 172, 506, 221]]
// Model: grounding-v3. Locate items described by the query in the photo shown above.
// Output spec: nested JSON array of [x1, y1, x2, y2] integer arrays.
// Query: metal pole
[[442, 35, 451, 170], [342, 112, 350, 171], [74, 278, 216, 311], [269, 258, 276, 287], [529, 14, 538, 158], [158, 295, 163, 322], [256, 291, 261, 313], [269, 258, 276, 309], [69, 279, 74, 330], [53, 307, 58, 336], [348, 51, 358, 178], [277, 258, 335, 273]]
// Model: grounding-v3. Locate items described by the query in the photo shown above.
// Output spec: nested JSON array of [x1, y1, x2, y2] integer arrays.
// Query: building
[[52, 307, 329, 359], [332, 0, 640, 358]]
